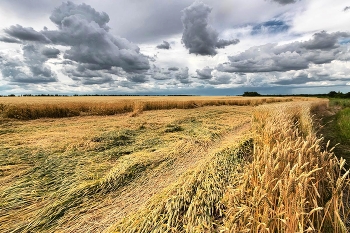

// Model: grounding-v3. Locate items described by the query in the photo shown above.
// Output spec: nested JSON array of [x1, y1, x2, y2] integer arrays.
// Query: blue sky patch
[[339, 38, 350, 44], [251, 20, 290, 35]]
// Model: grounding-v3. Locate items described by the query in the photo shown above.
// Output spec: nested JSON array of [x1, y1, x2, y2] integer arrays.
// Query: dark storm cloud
[[126, 74, 149, 83], [215, 39, 240, 48], [251, 20, 290, 35], [41, 47, 60, 58], [181, 1, 239, 56], [4, 25, 50, 43], [156, 41, 171, 49], [271, 0, 297, 5], [196, 67, 213, 79], [273, 74, 350, 86], [217, 31, 350, 73], [344, 6, 350, 11], [302, 31, 348, 50], [43, 1, 150, 74], [0, 36, 21, 43], [168, 67, 179, 71], [0, 44, 58, 84], [1, 1, 150, 84], [81, 76, 114, 85], [273, 75, 317, 85], [64, 65, 115, 85]]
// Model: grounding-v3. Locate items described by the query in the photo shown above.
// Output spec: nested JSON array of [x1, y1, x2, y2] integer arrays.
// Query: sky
[[0, 0, 349, 95]]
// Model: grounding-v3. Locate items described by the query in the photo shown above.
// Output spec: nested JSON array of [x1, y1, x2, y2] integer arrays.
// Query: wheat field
[[0, 96, 348, 232], [0, 96, 295, 120]]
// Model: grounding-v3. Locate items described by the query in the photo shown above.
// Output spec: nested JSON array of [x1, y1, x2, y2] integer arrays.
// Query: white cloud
[[292, 0, 350, 34]]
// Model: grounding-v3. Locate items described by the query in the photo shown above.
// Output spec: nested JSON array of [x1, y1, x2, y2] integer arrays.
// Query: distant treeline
[[1, 91, 349, 98], [0, 94, 198, 97], [242, 91, 350, 98]]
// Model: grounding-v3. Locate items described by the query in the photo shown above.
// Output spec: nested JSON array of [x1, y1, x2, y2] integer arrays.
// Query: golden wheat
[[0, 96, 295, 120], [223, 100, 349, 232]]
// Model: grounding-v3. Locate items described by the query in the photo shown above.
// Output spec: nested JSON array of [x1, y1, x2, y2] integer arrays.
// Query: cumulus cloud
[[80, 76, 114, 85], [150, 66, 191, 84], [271, 0, 297, 5], [126, 74, 149, 83], [194, 69, 247, 85], [1, 1, 150, 85], [150, 66, 171, 80], [45, 2, 150, 74], [216, 39, 240, 48], [168, 67, 179, 71], [217, 31, 350, 73], [273, 75, 317, 85], [3, 25, 50, 43], [0, 36, 21, 43], [49, 1, 110, 31], [41, 47, 60, 58], [181, 1, 239, 55], [64, 65, 114, 85], [272, 63, 350, 86], [207, 75, 231, 85], [175, 67, 191, 83], [0, 44, 58, 84], [302, 31, 347, 50], [156, 41, 171, 49], [196, 67, 213, 79]]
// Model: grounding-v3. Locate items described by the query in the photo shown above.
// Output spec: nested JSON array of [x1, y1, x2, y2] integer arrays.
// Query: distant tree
[[242, 91, 261, 97], [8, 94, 16, 97], [328, 91, 338, 97]]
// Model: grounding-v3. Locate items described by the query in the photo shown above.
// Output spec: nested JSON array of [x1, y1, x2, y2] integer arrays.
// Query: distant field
[[0, 95, 292, 103], [0, 97, 349, 232], [0, 96, 296, 120]]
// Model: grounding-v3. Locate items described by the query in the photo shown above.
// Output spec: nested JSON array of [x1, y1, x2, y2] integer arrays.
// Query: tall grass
[[0, 97, 293, 120], [330, 98, 350, 108], [337, 108, 350, 141]]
